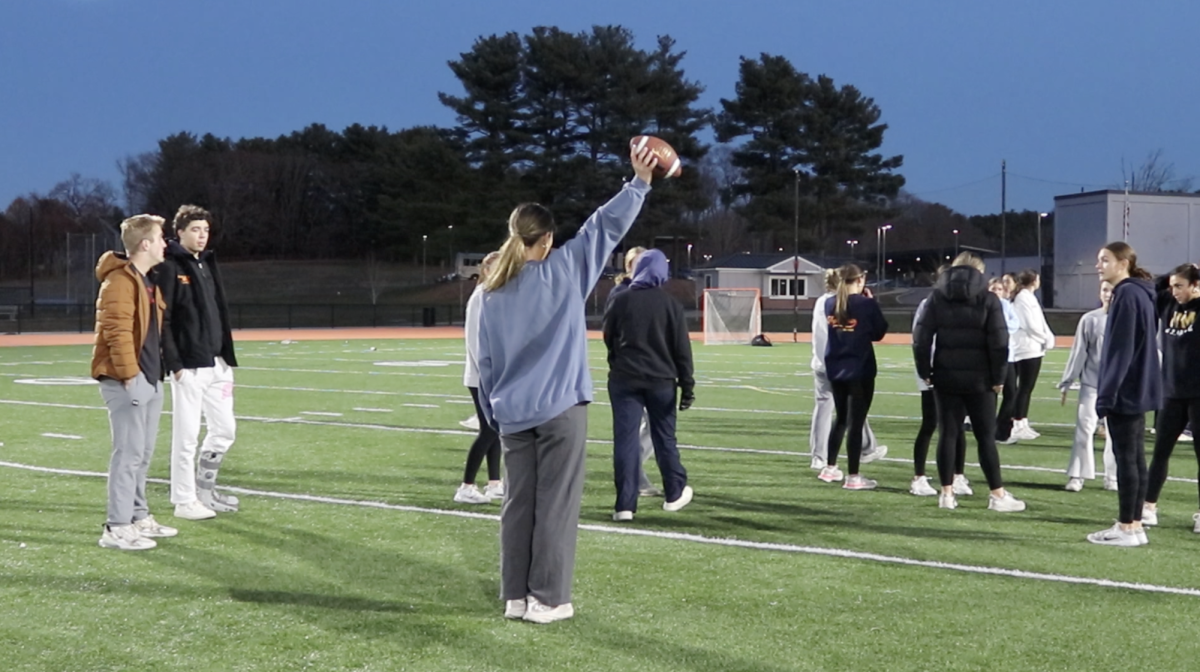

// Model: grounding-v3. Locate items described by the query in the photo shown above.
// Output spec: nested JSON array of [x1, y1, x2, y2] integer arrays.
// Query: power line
[[908, 173, 1000, 196]]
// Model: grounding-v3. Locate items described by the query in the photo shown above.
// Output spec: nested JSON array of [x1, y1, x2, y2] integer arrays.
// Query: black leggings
[[935, 390, 1003, 490], [463, 387, 502, 483], [914, 390, 965, 477], [1013, 357, 1043, 420], [994, 364, 1018, 440], [1107, 412, 1149, 524], [1146, 398, 1200, 506], [827, 378, 875, 475]]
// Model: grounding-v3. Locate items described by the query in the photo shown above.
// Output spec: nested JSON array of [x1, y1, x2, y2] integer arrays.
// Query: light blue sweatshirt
[[477, 178, 650, 434]]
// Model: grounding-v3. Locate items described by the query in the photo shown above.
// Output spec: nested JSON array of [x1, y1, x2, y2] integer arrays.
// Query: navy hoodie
[[1096, 277, 1162, 418], [824, 293, 888, 382]]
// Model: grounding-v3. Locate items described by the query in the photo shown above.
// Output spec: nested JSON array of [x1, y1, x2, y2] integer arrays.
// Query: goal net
[[702, 288, 762, 345]]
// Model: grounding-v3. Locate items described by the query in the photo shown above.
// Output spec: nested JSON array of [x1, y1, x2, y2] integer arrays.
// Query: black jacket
[[1096, 277, 1162, 417], [1161, 296, 1200, 399], [913, 265, 1009, 394], [603, 286, 694, 394], [156, 240, 238, 372]]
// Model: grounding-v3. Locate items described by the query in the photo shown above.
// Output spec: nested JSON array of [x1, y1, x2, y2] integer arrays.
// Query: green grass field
[[2, 338, 1199, 671]]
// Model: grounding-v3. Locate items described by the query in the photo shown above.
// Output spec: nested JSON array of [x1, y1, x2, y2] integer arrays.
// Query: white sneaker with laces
[[522, 597, 574, 624], [910, 475, 938, 496], [817, 465, 844, 483], [99, 523, 156, 551], [663, 486, 694, 512], [1014, 419, 1041, 440], [843, 475, 877, 491], [483, 482, 505, 499], [612, 510, 634, 522], [1141, 506, 1158, 527], [1064, 477, 1084, 492], [938, 492, 957, 509], [174, 500, 217, 521], [810, 456, 826, 470], [1087, 523, 1141, 547], [133, 515, 178, 538], [860, 445, 888, 464], [454, 484, 491, 504], [952, 474, 973, 496], [987, 491, 1026, 512]]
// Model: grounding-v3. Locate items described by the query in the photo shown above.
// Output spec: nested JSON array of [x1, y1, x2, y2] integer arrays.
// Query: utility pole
[[1000, 159, 1007, 274], [792, 168, 800, 343]]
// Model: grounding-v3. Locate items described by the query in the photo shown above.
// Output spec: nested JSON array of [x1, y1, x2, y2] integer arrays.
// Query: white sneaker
[[1192, 512, 1200, 534], [1064, 477, 1084, 493], [817, 465, 844, 483], [483, 482, 505, 499], [522, 597, 574, 624], [454, 484, 491, 504], [952, 474, 973, 496], [1136, 527, 1149, 546], [612, 510, 634, 522], [1141, 506, 1158, 527], [843, 475, 877, 491], [663, 485, 694, 512], [988, 491, 1026, 512], [638, 486, 664, 497], [938, 492, 957, 509], [1014, 419, 1040, 440], [909, 475, 938, 497], [1087, 523, 1141, 547], [459, 415, 480, 430], [809, 456, 826, 470], [860, 445, 888, 464], [1104, 479, 1119, 492], [174, 500, 217, 521], [504, 599, 527, 619], [997, 434, 1020, 445], [99, 523, 156, 551], [133, 515, 178, 538]]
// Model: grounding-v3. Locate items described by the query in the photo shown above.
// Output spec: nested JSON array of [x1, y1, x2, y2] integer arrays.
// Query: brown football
[[629, 135, 682, 178]]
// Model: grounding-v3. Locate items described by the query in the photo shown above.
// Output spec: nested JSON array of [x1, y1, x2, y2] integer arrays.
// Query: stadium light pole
[[792, 168, 800, 343], [880, 224, 893, 286], [1036, 212, 1047, 273], [847, 239, 858, 259], [952, 229, 959, 257], [422, 234, 428, 284]]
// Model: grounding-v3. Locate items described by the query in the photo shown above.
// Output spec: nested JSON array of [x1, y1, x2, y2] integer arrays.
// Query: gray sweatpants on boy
[[499, 404, 588, 607], [99, 373, 163, 527]]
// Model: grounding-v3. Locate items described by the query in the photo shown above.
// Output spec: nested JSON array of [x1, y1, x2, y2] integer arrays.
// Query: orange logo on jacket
[[177, 275, 190, 285], [827, 315, 858, 332]]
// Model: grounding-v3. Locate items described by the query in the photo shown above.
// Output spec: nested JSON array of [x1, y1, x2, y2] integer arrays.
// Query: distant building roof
[[699, 252, 838, 270]]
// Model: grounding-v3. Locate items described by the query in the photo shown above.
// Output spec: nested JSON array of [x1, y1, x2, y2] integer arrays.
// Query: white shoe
[[1087, 523, 1141, 547], [483, 482, 505, 499], [1192, 512, 1200, 534], [987, 491, 1026, 512], [817, 465, 844, 483], [504, 599, 527, 619], [952, 474, 973, 496], [454, 484, 491, 504], [1064, 477, 1084, 492], [663, 486, 694, 512], [997, 434, 1020, 445], [133, 515, 178, 538], [522, 597, 574, 624], [1104, 479, 1119, 492], [638, 486, 664, 497], [843, 475, 877, 491], [860, 445, 888, 464], [809, 456, 826, 470], [1136, 527, 1149, 546], [199, 488, 239, 513], [99, 523, 156, 551], [1017, 419, 1041, 439], [174, 500, 217, 521], [909, 475, 938, 497], [1141, 506, 1158, 527], [612, 510, 634, 522], [459, 415, 480, 430], [938, 492, 958, 509]]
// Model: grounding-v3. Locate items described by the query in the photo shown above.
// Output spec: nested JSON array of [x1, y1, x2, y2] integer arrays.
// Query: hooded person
[[602, 248, 696, 522]]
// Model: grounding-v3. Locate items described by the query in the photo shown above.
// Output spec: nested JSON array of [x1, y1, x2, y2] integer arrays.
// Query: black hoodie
[[913, 265, 1009, 394], [1160, 295, 1200, 399], [156, 240, 238, 372], [1096, 277, 1161, 417]]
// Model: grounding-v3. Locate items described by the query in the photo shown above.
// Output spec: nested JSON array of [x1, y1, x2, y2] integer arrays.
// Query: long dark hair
[[1103, 241, 1152, 280], [1170, 263, 1200, 286]]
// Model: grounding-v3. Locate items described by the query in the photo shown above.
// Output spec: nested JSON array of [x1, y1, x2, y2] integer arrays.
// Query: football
[[629, 135, 682, 179]]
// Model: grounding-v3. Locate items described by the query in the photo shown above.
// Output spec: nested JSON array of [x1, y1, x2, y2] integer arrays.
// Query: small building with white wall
[[693, 252, 830, 309], [1053, 190, 1200, 309]]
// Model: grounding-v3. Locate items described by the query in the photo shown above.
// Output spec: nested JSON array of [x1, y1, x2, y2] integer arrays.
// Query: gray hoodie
[[1058, 307, 1106, 390]]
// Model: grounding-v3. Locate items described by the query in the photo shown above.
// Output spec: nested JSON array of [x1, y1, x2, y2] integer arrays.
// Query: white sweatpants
[[169, 357, 237, 504], [1065, 384, 1116, 480], [809, 369, 877, 460]]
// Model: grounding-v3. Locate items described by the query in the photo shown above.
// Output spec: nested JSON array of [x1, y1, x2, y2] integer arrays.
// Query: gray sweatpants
[[637, 410, 656, 491], [499, 404, 588, 607], [99, 374, 163, 527]]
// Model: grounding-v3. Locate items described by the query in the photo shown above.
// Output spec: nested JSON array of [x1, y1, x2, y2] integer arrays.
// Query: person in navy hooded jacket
[[1088, 241, 1162, 547], [604, 248, 695, 522]]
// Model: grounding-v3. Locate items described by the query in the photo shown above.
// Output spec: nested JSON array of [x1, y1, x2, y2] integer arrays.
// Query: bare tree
[[1121, 149, 1196, 193]]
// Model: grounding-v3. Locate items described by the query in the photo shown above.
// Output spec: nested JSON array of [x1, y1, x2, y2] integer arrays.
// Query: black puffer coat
[[913, 265, 1009, 394]]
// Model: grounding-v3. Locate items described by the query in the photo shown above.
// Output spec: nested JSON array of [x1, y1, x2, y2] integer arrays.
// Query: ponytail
[[1014, 269, 1039, 296], [483, 236, 528, 292], [833, 263, 864, 326], [482, 203, 556, 292]]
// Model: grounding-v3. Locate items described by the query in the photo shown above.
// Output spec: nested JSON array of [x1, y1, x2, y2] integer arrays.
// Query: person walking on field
[[93, 214, 178, 550], [1007, 270, 1055, 440], [1058, 280, 1117, 492], [1088, 242, 1161, 546], [818, 264, 888, 490], [913, 252, 1026, 512], [604, 248, 695, 521], [157, 205, 240, 521], [476, 146, 656, 624], [1141, 263, 1200, 531], [455, 251, 504, 504]]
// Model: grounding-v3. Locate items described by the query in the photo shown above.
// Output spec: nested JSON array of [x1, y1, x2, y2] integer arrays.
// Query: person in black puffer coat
[[913, 252, 1025, 512]]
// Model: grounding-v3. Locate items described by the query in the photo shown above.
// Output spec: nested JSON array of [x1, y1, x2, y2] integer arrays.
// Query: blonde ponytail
[[833, 263, 864, 326], [483, 203, 556, 292]]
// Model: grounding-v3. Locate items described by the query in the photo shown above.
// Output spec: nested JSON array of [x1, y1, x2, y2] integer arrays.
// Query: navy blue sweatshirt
[[1096, 277, 1162, 418], [824, 293, 888, 382], [1161, 296, 1200, 399]]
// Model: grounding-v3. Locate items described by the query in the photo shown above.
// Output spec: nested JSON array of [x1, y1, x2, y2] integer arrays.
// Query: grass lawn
[[1, 338, 1198, 671]]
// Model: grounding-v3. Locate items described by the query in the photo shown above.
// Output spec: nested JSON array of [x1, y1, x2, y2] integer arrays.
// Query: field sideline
[[1, 335, 1197, 671]]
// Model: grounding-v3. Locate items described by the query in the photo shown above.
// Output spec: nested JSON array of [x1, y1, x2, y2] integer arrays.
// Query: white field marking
[[372, 360, 457, 368], [3, 459, 1199, 598], [41, 433, 83, 440], [238, 365, 461, 379], [300, 411, 344, 417], [353, 407, 393, 413], [13, 377, 98, 386], [402, 403, 439, 409]]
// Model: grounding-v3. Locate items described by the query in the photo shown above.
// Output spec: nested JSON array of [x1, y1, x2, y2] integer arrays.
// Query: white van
[[456, 252, 487, 280]]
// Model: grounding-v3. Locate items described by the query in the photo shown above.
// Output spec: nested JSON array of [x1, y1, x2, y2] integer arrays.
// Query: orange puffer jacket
[[90, 251, 166, 381]]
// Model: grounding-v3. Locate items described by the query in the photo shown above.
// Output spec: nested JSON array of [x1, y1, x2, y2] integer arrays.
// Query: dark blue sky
[[2, 0, 1196, 216]]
